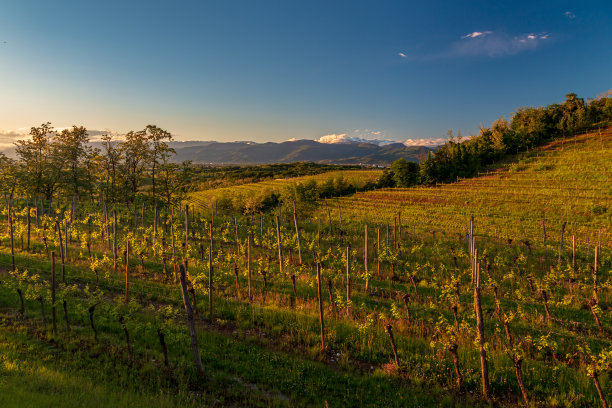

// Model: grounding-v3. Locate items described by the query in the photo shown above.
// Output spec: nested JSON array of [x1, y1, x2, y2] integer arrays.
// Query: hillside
[[0, 128, 609, 408], [320, 127, 612, 245]]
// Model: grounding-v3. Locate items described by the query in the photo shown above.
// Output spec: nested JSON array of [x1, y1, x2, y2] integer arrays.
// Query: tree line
[[0, 124, 193, 208], [382, 92, 612, 187]]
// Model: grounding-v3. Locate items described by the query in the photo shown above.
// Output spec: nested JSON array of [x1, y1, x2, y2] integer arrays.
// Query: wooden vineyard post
[[248, 233, 252, 302], [558, 221, 566, 265], [377, 227, 381, 278], [364, 224, 369, 293], [393, 216, 397, 249], [327, 208, 333, 237], [385, 324, 400, 369], [64, 221, 69, 261], [293, 201, 302, 265], [140, 202, 145, 229], [233, 216, 240, 254], [398, 211, 402, 238], [185, 204, 189, 269], [178, 264, 205, 377], [209, 220, 214, 323], [346, 245, 351, 312], [26, 193, 31, 251], [153, 202, 158, 252], [275, 215, 283, 275], [317, 219, 321, 249], [35, 195, 40, 228], [8, 195, 15, 271], [170, 206, 177, 281], [51, 251, 57, 336], [125, 239, 130, 303], [473, 247, 490, 400], [593, 246, 599, 302], [260, 213, 264, 246], [56, 221, 66, 283], [572, 235, 576, 272], [113, 210, 117, 270], [316, 262, 325, 351]]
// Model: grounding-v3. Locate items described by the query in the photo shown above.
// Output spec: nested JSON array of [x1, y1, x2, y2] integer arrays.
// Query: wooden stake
[[7, 195, 15, 271], [293, 201, 302, 265], [364, 224, 369, 293], [125, 239, 130, 303], [51, 251, 56, 335], [473, 248, 490, 400], [316, 262, 325, 351], [209, 220, 214, 322]]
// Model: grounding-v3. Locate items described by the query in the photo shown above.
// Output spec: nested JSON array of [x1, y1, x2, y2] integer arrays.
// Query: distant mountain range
[[168, 139, 434, 165], [1, 138, 437, 166]]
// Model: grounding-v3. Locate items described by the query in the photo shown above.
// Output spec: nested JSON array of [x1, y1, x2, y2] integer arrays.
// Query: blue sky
[[1, 0, 611, 145]]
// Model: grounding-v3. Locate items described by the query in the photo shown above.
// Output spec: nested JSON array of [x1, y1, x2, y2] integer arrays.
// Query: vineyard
[[0, 128, 610, 407]]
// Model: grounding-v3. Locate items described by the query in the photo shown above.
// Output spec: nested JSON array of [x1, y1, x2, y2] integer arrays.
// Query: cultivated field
[[0, 128, 610, 407]]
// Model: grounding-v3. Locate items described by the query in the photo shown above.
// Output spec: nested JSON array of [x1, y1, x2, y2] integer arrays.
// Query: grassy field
[[0, 128, 610, 407]]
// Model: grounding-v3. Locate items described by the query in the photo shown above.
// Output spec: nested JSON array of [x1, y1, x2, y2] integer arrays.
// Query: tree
[[0, 153, 20, 196], [121, 130, 150, 203], [390, 158, 419, 187], [100, 134, 123, 203], [14, 123, 61, 201], [144, 125, 174, 203], [54, 126, 94, 198]]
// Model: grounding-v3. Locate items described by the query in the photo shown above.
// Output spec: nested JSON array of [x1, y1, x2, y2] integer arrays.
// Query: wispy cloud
[[564, 11, 576, 19], [461, 31, 493, 39], [448, 30, 550, 58], [401, 29, 552, 60]]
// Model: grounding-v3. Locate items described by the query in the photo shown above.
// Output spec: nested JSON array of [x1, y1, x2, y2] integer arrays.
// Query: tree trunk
[[449, 344, 463, 390], [89, 305, 98, 342], [385, 324, 400, 369], [157, 328, 169, 366], [178, 264, 205, 376]]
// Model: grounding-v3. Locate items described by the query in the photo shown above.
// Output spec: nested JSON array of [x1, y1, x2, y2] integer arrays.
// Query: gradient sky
[[1, 0, 611, 145]]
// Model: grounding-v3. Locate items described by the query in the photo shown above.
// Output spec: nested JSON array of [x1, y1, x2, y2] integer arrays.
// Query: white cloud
[[403, 138, 447, 147], [461, 31, 493, 39], [398, 52, 407, 58], [0, 126, 114, 148], [316, 131, 444, 147], [564, 11, 576, 19], [316, 133, 397, 146]]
